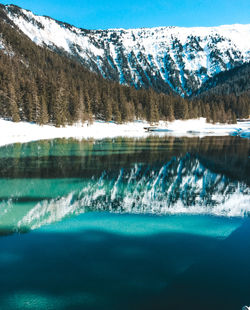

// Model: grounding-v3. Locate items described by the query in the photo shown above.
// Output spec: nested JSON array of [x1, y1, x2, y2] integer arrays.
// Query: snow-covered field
[[0, 118, 249, 147]]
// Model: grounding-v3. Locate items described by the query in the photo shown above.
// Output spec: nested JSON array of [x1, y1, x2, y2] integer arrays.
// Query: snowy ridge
[[16, 157, 250, 231], [4, 5, 250, 95]]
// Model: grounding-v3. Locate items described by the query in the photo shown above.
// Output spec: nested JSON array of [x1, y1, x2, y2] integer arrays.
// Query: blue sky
[[1, 0, 250, 29]]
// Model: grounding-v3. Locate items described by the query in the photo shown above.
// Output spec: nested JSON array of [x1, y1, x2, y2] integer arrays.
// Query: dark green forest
[[0, 8, 249, 126]]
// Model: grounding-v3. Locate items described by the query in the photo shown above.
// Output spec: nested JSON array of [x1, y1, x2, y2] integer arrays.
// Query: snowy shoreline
[[0, 118, 249, 147]]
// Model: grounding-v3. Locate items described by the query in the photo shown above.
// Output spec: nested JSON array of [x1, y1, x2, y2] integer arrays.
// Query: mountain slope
[[0, 7, 181, 125], [4, 4, 250, 96], [194, 62, 250, 96]]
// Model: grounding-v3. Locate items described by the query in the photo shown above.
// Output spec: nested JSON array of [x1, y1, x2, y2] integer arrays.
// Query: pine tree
[[30, 80, 40, 122], [8, 83, 20, 122], [53, 72, 68, 126], [147, 92, 159, 123], [72, 87, 85, 123], [174, 99, 188, 119], [39, 95, 49, 124], [113, 103, 122, 123], [84, 90, 93, 124], [103, 97, 112, 122]]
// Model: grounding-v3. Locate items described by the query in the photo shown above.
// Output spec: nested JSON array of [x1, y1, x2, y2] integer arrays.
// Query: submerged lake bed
[[0, 136, 249, 310]]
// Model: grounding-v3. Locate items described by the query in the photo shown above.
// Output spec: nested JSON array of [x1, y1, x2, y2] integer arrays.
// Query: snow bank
[[0, 118, 249, 147], [162, 118, 250, 137], [0, 119, 150, 147]]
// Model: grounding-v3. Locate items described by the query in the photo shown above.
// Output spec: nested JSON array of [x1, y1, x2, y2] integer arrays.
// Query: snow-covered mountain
[[3, 4, 250, 96]]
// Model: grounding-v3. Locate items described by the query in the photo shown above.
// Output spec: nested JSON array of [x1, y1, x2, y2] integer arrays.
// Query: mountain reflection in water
[[0, 136, 249, 234]]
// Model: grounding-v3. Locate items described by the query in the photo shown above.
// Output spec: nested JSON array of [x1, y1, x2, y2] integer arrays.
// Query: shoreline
[[0, 118, 249, 147]]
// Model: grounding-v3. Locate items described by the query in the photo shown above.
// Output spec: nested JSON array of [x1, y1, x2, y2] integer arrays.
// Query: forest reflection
[[0, 136, 249, 184]]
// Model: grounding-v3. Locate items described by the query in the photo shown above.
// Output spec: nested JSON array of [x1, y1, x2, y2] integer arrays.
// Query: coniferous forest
[[0, 11, 249, 126]]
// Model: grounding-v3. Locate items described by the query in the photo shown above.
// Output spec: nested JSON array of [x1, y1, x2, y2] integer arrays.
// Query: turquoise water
[[0, 136, 249, 309]]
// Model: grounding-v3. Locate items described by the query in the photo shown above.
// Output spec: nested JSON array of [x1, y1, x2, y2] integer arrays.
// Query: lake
[[0, 136, 249, 310]]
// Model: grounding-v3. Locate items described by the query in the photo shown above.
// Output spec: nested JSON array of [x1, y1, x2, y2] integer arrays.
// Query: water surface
[[0, 136, 249, 310]]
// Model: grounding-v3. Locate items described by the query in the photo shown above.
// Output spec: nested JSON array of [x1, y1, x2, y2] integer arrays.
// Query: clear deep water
[[0, 136, 249, 310]]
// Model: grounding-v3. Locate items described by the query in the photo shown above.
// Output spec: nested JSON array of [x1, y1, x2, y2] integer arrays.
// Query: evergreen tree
[[103, 97, 112, 122], [39, 95, 49, 124], [8, 83, 20, 122], [84, 90, 93, 124]]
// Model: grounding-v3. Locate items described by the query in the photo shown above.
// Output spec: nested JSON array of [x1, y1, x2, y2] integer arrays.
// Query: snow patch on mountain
[[0, 39, 4, 50]]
